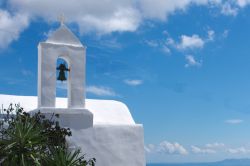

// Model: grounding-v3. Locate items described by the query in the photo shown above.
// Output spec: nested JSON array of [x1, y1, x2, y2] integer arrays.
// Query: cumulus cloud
[[0, 10, 29, 49], [221, 2, 238, 16], [185, 55, 202, 68], [56, 81, 68, 90], [190, 142, 225, 154], [9, 0, 140, 34], [144, 40, 159, 47], [144, 144, 155, 153], [144, 39, 171, 54], [227, 147, 250, 154], [236, 0, 250, 7], [57, 83, 118, 98], [1, 0, 250, 49], [124, 79, 143, 86], [225, 119, 243, 124], [21, 69, 33, 77], [86, 86, 117, 97], [177, 34, 205, 50], [190, 143, 250, 155], [145, 141, 188, 155], [222, 29, 229, 38], [146, 31, 213, 57], [146, 141, 250, 156], [158, 141, 188, 155], [162, 45, 171, 54], [159, 32, 213, 65], [165, 30, 215, 52], [138, 0, 221, 21], [207, 30, 215, 41], [205, 142, 225, 149], [191, 145, 216, 154]]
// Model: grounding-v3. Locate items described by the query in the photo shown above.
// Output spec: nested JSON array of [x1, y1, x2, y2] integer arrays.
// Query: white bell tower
[[38, 24, 86, 108], [34, 22, 93, 129]]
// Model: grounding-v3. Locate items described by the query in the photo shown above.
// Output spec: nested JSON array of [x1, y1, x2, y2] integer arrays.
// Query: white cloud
[[98, 38, 122, 49], [158, 141, 188, 155], [86, 86, 117, 97], [205, 142, 225, 149], [21, 69, 33, 76], [124, 79, 143, 86], [166, 38, 175, 46], [138, 0, 221, 21], [145, 40, 159, 47], [177, 35, 205, 50], [227, 147, 250, 154], [162, 45, 171, 54], [56, 81, 68, 90], [221, 2, 238, 16], [144, 144, 155, 153], [191, 145, 216, 154], [185, 55, 202, 68], [147, 141, 250, 156], [222, 29, 229, 38], [144, 39, 171, 54], [207, 30, 215, 41], [1, 0, 249, 49], [236, 0, 250, 7], [57, 84, 117, 97], [145, 141, 188, 155], [190, 142, 226, 154], [165, 30, 215, 53], [9, 0, 141, 35], [0, 10, 29, 49], [4, 0, 223, 39], [225, 119, 243, 124]]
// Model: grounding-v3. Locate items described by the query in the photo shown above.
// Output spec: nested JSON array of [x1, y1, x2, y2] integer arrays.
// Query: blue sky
[[2, 0, 250, 163]]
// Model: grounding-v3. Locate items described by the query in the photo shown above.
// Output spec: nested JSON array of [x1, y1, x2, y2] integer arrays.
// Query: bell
[[57, 63, 70, 81], [57, 70, 67, 81]]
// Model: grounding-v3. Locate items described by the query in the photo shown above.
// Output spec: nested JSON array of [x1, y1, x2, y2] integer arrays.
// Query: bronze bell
[[57, 63, 70, 81]]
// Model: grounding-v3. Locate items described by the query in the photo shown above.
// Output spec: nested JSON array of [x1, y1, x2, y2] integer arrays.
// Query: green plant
[[43, 146, 96, 166], [0, 104, 95, 166]]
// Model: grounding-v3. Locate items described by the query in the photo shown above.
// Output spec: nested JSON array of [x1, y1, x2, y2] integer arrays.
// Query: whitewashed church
[[0, 21, 145, 166]]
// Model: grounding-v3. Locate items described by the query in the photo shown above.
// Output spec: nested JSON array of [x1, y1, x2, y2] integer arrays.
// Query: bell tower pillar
[[37, 41, 86, 109]]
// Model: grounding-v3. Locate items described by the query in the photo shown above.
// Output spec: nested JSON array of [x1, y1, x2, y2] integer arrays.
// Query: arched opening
[[56, 57, 70, 108]]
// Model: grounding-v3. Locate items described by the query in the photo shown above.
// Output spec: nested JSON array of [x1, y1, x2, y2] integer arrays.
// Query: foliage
[[43, 146, 96, 166], [0, 104, 95, 166]]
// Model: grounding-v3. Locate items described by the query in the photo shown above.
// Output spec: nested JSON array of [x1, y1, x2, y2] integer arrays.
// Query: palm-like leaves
[[43, 147, 95, 166], [0, 111, 46, 165], [0, 104, 95, 166]]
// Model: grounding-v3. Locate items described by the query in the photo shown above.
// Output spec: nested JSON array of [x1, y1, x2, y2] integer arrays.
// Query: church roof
[[0, 94, 136, 125], [46, 24, 83, 47]]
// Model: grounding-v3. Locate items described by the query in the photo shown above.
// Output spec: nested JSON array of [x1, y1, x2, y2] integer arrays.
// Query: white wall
[[69, 125, 146, 166], [0, 94, 146, 166]]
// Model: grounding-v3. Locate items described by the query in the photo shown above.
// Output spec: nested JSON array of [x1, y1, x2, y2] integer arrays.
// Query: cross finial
[[58, 14, 65, 26]]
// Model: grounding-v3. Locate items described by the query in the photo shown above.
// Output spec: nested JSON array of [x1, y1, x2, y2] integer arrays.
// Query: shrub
[[0, 104, 95, 166]]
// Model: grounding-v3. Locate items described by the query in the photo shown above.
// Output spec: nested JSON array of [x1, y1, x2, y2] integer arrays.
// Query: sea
[[147, 165, 214, 166], [147, 164, 250, 166], [147, 164, 246, 166], [146, 159, 250, 166]]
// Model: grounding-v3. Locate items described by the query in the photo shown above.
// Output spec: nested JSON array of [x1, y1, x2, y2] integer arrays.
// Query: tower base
[[30, 108, 93, 129]]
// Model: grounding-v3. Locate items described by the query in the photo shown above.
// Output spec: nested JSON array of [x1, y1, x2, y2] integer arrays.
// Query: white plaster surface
[[38, 24, 86, 108], [31, 108, 94, 129], [47, 24, 83, 47], [0, 94, 135, 125], [0, 94, 146, 166], [69, 125, 145, 166]]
